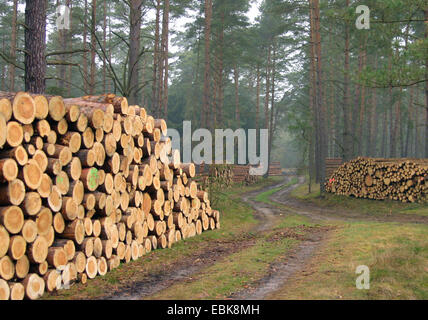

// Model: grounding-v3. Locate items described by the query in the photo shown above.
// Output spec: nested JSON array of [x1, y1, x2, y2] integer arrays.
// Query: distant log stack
[[0, 92, 220, 300], [232, 165, 260, 185], [326, 157, 428, 203], [268, 162, 282, 176], [325, 158, 343, 179]]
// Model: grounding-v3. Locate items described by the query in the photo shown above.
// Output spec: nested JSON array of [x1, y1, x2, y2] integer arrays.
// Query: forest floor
[[45, 176, 428, 300]]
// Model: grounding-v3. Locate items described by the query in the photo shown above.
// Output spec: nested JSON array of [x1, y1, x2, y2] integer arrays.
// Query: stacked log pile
[[268, 162, 282, 176], [325, 158, 343, 179], [231, 165, 259, 184], [326, 157, 428, 203], [0, 92, 220, 300]]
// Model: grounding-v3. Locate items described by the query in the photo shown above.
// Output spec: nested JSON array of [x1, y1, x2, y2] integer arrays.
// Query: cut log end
[[13, 92, 36, 125]]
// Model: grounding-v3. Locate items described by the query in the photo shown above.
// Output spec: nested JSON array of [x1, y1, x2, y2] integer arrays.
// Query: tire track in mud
[[101, 179, 289, 300]]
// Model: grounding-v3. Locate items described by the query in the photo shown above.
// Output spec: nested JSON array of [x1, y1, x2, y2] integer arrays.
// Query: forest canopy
[[0, 0, 427, 187]]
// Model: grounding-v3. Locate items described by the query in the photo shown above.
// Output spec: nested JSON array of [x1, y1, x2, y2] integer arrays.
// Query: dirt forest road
[[230, 176, 329, 300], [102, 176, 428, 300], [104, 176, 323, 300]]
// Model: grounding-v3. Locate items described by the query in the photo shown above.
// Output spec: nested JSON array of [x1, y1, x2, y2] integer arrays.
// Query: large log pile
[[325, 157, 428, 203], [0, 92, 220, 300]]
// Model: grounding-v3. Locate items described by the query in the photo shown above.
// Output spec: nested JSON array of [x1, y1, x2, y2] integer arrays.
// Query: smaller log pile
[[194, 163, 234, 187], [232, 165, 258, 184], [0, 91, 220, 300], [325, 158, 343, 179], [268, 162, 282, 176], [326, 157, 428, 203]]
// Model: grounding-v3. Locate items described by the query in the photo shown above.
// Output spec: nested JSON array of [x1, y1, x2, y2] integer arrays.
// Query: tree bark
[[234, 64, 240, 125], [425, 8, 428, 158], [83, 0, 88, 94], [256, 64, 260, 132], [264, 45, 271, 130], [161, 0, 170, 119], [103, 0, 108, 93], [342, 0, 352, 161], [24, 0, 47, 93], [313, 0, 327, 192], [128, 0, 143, 105], [9, 0, 18, 92], [152, 0, 161, 116], [90, 0, 97, 95], [202, 0, 213, 129]]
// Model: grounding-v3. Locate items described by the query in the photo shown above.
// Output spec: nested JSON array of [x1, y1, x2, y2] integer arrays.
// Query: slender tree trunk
[[25, 0, 47, 93], [308, 0, 318, 181], [202, 0, 213, 129], [357, 46, 367, 156], [264, 45, 271, 130], [67, 0, 73, 96], [1, 38, 5, 91], [256, 64, 260, 132], [234, 64, 240, 126], [267, 43, 277, 176], [157, 3, 164, 118], [425, 8, 428, 158], [313, 0, 327, 192], [381, 106, 387, 157], [352, 49, 362, 156], [415, 84, 420, 157], [58, 0, 69, 91], [89, 0, 97, 95], [342, 0, 352, 161], [9, 0, 18, 91], [404, 86, 414, 157], [103, 0, 107, 93], [217, 11, 225, 127], [368, 55, 378, 157], [162, 0, 170, 119], [152, 0, 160, 116], [83, 0, 88, 94], [128, 0, 143, 105], [141, 55, 147, 107]]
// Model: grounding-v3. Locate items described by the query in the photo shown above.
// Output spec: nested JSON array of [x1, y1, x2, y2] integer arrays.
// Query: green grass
[[44, 177, 282, 300], [269, 221, 428, 300], [253, 177, 298, 206], [292, 181, 428, 217], [148, 222, 305, 300]]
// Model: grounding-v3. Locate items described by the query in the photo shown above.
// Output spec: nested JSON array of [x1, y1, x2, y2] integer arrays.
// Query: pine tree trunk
[[234, 64, 240, 125], [24, 0, 47, 93], [90, 0, 97, 95], [9, 0, 18, 92], [368, 55, 378, 157], [1, 38, 5, 91], [256, 64, 260, 132], [103, 0, 107, 93], [83, 0, 88, 94], [128, 0, 143, 105], [217, 11, 225, 126], [309, 0, 319, 182], [342, 0, 352, 161], [152, 0, 160, 116], [404, 86, 414, 157], [264, 45, 271, 130], [267, 43, 276, 177], [313, 0, 327, 192], [425, 8, 428, 158], [162, 0, 170, 119], [67, 0, 73, 96], [202, 0, 213, 129], [357, 46, 367, 156]]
